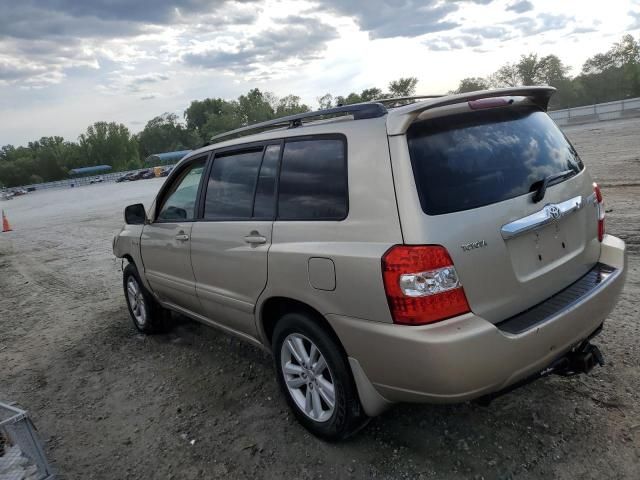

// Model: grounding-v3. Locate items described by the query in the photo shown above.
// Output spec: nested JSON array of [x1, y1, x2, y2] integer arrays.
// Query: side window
[[277, 138, 347, 220], [204, 149, 263, 219], [252, 144, 280, 218], [157, 159, 205, 221]]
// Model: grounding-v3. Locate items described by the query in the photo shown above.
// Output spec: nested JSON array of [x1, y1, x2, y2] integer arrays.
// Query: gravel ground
[[1, 117, 639, 479]]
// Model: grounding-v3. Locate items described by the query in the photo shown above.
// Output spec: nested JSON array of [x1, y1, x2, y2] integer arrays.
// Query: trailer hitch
[[475, 336, 605, 406], [555, 341, 605, 376]]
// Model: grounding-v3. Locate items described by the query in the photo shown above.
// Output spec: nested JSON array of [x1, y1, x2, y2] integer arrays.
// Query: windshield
[[407, 107, 584, 215]]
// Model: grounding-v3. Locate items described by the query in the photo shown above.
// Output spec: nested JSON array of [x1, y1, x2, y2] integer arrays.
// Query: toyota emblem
[[547, 205, 561, 220]]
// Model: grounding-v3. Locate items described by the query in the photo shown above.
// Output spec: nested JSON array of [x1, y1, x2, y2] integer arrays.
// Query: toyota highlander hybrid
[[113, 87, 626, 440]]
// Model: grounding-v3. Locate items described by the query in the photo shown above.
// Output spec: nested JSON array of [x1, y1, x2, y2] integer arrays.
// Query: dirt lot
[[1, 118, 639, 479]]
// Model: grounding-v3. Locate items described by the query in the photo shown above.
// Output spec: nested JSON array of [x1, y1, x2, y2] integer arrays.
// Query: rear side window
[[407, 107, 584, 215], [204, 149, 262, 219], [277, 138, 347, 220]]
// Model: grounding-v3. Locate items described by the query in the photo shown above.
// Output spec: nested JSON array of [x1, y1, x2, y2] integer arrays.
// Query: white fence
[[549, 97, 640, 126]]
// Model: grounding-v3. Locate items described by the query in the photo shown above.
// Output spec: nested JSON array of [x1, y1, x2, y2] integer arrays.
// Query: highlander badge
[[461, 240, 488, 252]]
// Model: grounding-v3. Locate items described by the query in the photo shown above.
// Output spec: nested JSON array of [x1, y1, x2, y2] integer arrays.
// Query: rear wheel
[[272, 312, 368, 440], [123, 263, 169, 333]]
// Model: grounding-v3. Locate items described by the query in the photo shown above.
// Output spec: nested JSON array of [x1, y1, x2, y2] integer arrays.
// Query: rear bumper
[[328, 234, 626, 415]]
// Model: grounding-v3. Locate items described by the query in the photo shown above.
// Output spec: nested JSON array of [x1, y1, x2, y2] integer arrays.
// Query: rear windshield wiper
[[531, 169, 576, 203]]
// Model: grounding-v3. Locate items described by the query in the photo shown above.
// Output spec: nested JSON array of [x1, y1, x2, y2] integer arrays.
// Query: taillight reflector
[[382, 245, 471, 325], [593, 183, 605, 242]]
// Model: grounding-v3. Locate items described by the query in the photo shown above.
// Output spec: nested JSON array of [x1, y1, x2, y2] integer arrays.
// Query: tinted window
[[277, 138, 347, 220], [157, 160, 205, 221], [407, 107, 584, 215], [253, 144, 280, 218], [204, 149, 262, 219]]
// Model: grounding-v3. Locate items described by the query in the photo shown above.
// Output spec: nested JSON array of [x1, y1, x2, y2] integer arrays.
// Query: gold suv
[[113, 87, 626, 439]]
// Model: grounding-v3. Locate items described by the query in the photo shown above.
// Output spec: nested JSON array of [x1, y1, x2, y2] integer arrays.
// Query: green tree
[[317, 93, 334, 110], [360, 87, 384, 101], [274, 95, 310, 116], [138, 113, 200, 159], [515, 54, 569, 86], [490, 63, 520, 87], [184, 98, 230, 133], [78, 122, 139, 170], [201, 100, 242, 139], [335, 92, 362, 105], [579, 34, 640, 103], [236, 88, 275, 125], [453, 77, 490, 93], [388, 77, 418, 97]]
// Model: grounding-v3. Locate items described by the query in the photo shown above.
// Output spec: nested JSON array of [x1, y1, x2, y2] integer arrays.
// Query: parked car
[[141, 169, 156, 180], [116, 172, 140, 182], [113, 87, 626, 440], [160, 166, 173, 177], [90, 176, 104, 184]]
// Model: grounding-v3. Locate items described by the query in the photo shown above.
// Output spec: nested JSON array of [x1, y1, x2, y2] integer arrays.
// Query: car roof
[[181, 86, 556, 163]]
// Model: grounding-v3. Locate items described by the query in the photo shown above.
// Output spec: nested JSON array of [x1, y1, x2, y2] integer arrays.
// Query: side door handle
[[175, 233, 190, 242], [244, 231, 267, 245]]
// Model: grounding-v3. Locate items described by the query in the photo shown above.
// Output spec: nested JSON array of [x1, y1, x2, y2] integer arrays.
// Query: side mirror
[[124, 203, 147, 225]]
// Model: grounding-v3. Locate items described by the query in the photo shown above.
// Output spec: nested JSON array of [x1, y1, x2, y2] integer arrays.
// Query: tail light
[[382, 245, 471, 325], [593, 183, 605, 242], [468, 97, 512, 110]]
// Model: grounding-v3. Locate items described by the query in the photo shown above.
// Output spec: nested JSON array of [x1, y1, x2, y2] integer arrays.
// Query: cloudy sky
[[1, 0, 638, 146]]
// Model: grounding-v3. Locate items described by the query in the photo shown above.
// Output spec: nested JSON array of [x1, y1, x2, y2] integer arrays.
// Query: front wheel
[[272, 312, 368, 440], [123, 263, 169, 333]]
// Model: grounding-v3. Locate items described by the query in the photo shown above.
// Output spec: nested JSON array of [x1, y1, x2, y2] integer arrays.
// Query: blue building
[[145, 150, 191, 166], [69, 165, 113, 176]]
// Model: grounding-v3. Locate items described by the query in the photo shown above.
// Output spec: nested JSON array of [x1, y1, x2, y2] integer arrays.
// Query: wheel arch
[[259, 296, 344, 353], [122, 254, 135, 266], [258, 295, 392, 418]]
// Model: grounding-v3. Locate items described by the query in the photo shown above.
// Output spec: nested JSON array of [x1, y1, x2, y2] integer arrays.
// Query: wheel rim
[[280, 333, 336, 423], [126, 277, 147, 328]]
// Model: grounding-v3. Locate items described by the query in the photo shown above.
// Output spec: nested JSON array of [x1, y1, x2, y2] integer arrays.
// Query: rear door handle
[[244, 231, 267, 245], [175, 233, 190, 242]]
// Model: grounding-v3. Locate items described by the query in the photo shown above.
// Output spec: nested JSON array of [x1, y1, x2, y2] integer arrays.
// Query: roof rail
[[386, 86, 556, 135], [209, 102, 387, 144]]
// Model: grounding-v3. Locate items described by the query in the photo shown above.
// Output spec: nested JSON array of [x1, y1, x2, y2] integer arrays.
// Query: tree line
[[453, 34, 640, 109], [1, 34, 638, 188]]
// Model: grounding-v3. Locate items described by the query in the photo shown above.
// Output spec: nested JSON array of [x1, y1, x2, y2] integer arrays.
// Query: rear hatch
[[403, 104, 601, 323]]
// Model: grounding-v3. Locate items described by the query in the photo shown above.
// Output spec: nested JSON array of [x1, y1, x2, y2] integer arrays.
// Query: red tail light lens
[[382, 245, 471, 325], [593, 183, 605, 242]]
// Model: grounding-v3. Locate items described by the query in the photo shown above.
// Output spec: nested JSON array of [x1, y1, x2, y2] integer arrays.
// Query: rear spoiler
[[386, 86, 556, 136]]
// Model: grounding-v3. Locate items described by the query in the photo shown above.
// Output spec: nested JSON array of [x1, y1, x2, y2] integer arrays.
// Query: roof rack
[[209, 102, 387, 144]]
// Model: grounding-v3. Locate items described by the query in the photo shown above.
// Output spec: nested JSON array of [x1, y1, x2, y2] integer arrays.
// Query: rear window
[[407, 107, 584, 215]]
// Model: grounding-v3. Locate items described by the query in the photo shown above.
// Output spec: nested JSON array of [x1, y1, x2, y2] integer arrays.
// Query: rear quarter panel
[[256, 118, 404, 340]]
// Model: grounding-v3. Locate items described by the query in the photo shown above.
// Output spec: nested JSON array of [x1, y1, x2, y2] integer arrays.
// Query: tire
[[272, 312, 368, 440], [123, 262, 170, 334]]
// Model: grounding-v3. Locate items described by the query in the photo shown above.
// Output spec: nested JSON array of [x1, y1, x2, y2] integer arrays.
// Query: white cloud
[[0, 0, 637, 146]]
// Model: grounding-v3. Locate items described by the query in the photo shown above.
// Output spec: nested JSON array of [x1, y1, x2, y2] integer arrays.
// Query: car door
[[190, 143, 280, 337], [140, 157, 207, 314]]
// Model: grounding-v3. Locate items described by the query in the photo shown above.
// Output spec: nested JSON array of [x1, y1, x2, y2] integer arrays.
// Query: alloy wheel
[[126, 276, 147, 328], [280, 333, 336, 423]]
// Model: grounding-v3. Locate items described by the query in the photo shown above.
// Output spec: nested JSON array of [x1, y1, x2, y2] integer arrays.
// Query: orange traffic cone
[[2, 210, 12, 232]]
